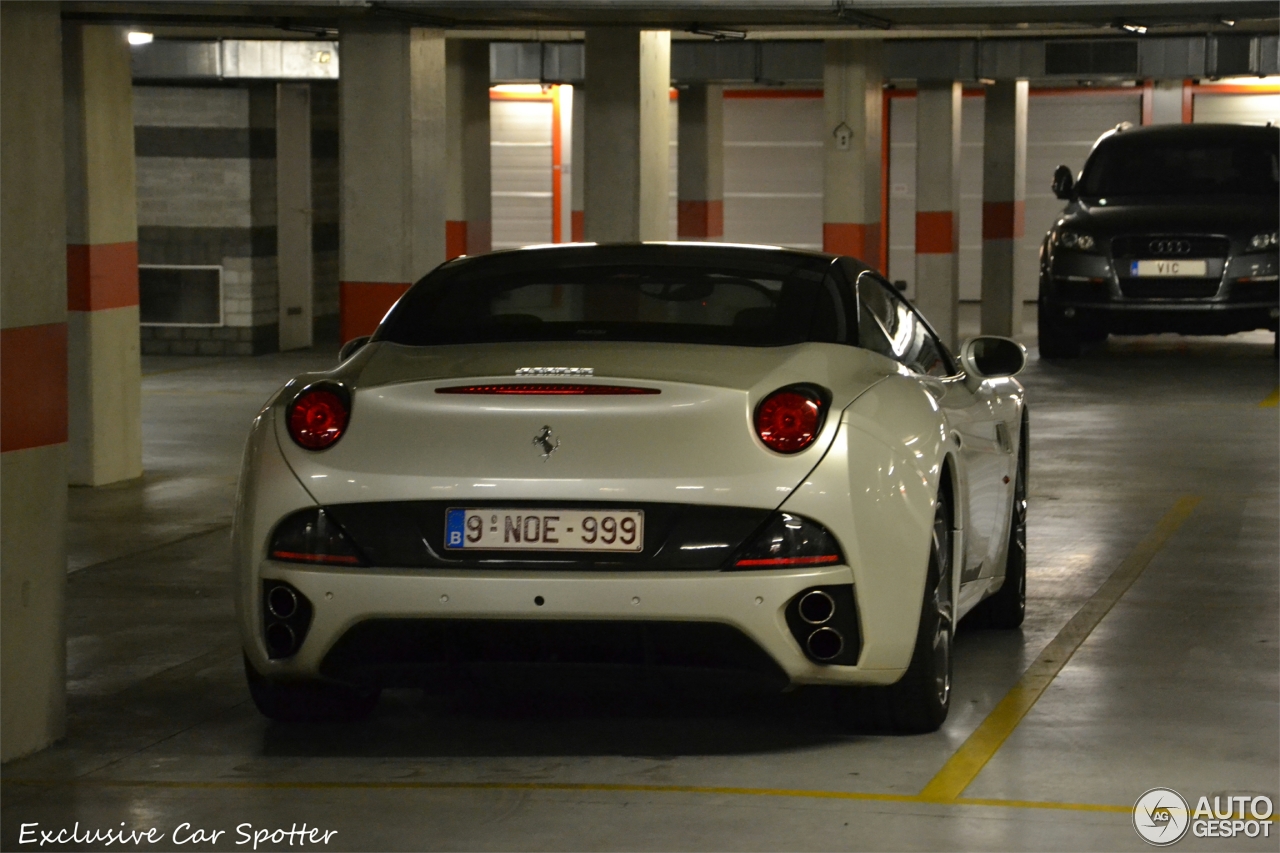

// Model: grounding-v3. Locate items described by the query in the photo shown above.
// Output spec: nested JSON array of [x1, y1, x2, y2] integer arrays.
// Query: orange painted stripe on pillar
[[981, 201, 1026, 241], [66, 242, 139, 311], [445, 221, 468, 261], [823, 222, 880, 269], [339, 281, 410, 343], [571, 210, 584, 243], [915, 211, 954, 255], [551, 85, 563, 243], [1, 322, 68, 453], [677, 200, 724, 239]]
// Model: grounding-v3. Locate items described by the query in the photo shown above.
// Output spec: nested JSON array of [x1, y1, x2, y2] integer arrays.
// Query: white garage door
[[491, 97, 553, 250], [1192, 92, 1280, 125], [722, 93, 824, 250]]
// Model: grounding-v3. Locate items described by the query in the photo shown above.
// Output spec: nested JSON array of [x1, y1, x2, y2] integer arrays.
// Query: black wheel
[[971, 411, 1028, 630], [244, 655, 380, 722], [834, 490, 954, 734], [1037, 301, 1080, 359]]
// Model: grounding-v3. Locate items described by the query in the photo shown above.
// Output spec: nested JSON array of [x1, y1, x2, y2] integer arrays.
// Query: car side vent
[[1044, 40, 1138, 75]]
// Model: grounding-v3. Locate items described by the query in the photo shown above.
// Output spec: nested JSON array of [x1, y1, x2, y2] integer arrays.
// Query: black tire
[[244, 655, 380, 723], [1037, 301, 1080, 359], [834, 490, 954, 735], [971, 411, 1028, 630]]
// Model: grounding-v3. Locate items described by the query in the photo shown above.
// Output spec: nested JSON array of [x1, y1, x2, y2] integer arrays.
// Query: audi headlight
[[1248, 232, 1278, 251], [1055, 230, 1097, 252]]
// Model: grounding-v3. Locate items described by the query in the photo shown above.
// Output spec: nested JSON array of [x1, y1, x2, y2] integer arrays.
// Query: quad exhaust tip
[[267, 585, 299, 620], [806, 627, 844, 661], [798, 589, 835, 625], [265, 622, 298, 658]]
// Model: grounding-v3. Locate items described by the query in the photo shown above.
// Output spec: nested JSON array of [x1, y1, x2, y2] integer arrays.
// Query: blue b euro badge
[[445, 508, 466, 548]]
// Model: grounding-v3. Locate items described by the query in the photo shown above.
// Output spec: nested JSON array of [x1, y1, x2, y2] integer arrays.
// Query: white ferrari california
[[233, 242, 1028, 733]]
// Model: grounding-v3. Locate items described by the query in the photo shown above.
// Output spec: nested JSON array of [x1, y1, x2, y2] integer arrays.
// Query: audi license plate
[[1130, 259, 1209, 277], [444, 508, 643, 552]]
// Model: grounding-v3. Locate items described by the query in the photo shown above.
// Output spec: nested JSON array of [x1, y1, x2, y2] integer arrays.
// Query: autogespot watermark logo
[[1134, 788, 1191, 846], [1133, 788, 1275, 845]]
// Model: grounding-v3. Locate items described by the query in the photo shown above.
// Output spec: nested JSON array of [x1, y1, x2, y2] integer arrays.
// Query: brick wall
[[134, 83, 279, 355]]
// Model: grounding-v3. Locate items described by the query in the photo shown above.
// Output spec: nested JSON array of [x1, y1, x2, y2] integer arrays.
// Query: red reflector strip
[[734, 554, 841, 567], [270, 550, 362, 565], [436, 384, 660, 395]]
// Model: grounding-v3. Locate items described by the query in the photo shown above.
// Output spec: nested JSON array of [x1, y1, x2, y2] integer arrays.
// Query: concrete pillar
[[63, 24, 142, 486], [570, 86, 585, 241], [914, 81, 962, 352], [276, 83, 313, 351], [980, 79, 1028, 338], [582, 29, 671, 243], [1146, 80, 1186, 125], [338, 25, 445, 343], [822, 40, 883, 269], [1, 1, 68, 762], [444, 40, 491, 260], [676, 84, 724, 241]]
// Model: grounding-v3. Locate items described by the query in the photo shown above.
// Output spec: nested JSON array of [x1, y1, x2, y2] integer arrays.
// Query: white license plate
[[444, 508, 644, 552], [1130, 259, 1209, 277]]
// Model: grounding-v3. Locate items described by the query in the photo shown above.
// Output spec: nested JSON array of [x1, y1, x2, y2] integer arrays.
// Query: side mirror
[[960, 336, 1026, 388], [1051, 164, 1075, 200], [338, 335, 371, 362]]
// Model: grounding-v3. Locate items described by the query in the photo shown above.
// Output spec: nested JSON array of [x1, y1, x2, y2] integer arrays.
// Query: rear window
[[1079, 134, 1279, 198], [377, 257, 848, 347]]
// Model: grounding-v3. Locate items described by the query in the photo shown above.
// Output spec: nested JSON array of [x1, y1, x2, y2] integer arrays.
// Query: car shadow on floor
[[257, 666, 857, 758]]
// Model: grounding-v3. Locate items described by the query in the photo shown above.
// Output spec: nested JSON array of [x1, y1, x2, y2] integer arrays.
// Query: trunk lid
[[277, 341, 891, 510]]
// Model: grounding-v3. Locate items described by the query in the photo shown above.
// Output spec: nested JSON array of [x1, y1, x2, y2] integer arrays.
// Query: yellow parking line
[[1, 777, 1129, 813], [919, 495, 1202, 803], [1260, 387, 1279, 408]]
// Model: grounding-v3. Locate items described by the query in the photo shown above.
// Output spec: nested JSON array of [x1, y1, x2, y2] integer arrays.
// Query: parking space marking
[[918, 494, 1202, 803], [0, 777, 1131, 814], [1260, 387, 1279, 408]]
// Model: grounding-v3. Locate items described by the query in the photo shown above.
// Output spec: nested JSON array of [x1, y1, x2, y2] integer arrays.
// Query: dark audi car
[[1038, 123, 1279, 357]]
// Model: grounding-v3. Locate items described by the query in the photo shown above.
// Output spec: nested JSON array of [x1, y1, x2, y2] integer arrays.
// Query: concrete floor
[[3, 316, 1277, 851]]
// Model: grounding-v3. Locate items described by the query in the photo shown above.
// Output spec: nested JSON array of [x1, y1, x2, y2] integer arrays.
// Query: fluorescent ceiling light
[[127, 31, 154, 45]]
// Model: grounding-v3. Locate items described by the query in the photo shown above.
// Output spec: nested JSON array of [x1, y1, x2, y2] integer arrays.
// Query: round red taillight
[[287, 388, 349, 450], [754, 388, 825, 453]]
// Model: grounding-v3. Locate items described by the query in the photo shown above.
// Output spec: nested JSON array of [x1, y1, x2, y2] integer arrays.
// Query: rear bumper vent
[[318, 618, 790, 688]]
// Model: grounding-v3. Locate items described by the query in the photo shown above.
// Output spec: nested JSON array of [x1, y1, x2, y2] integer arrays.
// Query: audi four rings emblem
[[1149, 239, 1192, 255]]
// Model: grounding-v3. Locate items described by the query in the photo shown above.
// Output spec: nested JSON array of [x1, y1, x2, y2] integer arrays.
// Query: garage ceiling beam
[[64, 1, 1280, 34]]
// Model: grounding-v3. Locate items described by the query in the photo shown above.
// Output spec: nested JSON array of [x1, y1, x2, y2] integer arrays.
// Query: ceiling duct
[[1044, 40, 1139, 76], [1207, 34, 1256, 77]]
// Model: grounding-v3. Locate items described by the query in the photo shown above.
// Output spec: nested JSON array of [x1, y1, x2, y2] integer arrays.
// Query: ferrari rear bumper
[[245, 561, 910, 688]]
